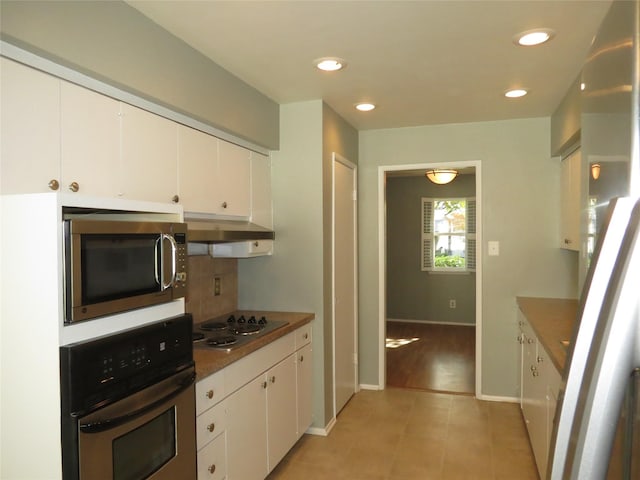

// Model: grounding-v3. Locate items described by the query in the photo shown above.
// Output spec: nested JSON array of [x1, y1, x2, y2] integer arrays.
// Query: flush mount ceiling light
[[591, 163, 601, 180], [425, 169, 458, 185], [505, 89, 528, 98], [314, 57, 346, 71], [355, 103, 376, 112], [514, 28, 555, 46]]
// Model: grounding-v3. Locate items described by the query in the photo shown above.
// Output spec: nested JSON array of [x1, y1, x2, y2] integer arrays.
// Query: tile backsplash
[[186, 255, 238, 324]]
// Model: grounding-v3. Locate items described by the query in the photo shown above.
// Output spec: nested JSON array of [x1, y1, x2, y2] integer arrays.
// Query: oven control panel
[[60, 313, 194, 416]]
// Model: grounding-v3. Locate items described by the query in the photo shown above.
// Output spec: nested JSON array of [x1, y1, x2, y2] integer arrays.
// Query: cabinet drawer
[[196, 369, 225, 416], [295, 323, 312, 349], [196, 400, 226, 451], [197, 433, 226, 480]]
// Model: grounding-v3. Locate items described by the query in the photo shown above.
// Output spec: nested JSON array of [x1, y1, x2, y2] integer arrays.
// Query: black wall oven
[[60, 314, 196, 480], [63, 219, 188, 324]]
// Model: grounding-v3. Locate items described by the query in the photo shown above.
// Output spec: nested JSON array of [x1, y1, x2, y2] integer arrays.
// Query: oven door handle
[[79, 371, 195, 434]]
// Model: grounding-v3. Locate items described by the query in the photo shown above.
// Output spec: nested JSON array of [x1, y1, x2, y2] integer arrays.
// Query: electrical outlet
[[214, 277, 221, 296], [449, 299, 456, 309]]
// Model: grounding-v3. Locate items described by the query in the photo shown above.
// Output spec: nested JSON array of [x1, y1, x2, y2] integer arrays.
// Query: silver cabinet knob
[[172, 195, 179, 203], [206, 389, 214, 399], [207, 423, 215, 433], [222, 201, 228, 209], [303, 333, 309, 340], [254, 241, 259, 247], [68, 181, 79, 192], [300, 355, 304, 362], [208, 464, 216, 474], [262, 381, 268, 389], [48, 179, 59, 191], [270, 375, 276, 384]]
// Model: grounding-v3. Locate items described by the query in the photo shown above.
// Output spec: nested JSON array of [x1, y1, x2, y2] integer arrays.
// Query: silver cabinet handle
[[206, 389, 214, 399], [48, 179, 59, 191], [207, 423, 215, 433], [208, 464, 216, 474], [68, 181, 79, 192]]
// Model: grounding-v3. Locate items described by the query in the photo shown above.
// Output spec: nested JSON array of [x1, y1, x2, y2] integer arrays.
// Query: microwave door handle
[[161, 233, 178, 291]]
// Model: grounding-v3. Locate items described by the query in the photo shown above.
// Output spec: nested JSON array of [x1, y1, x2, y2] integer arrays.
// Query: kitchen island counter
[[516, 297, 579, 373], [193, 311, 314, 380]]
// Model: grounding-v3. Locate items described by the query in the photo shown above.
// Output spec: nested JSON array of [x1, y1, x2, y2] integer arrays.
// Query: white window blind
[[421, 197, 476, 272]]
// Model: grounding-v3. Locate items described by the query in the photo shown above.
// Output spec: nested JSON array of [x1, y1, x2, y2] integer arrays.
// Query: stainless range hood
[[186, 218, 275, 243]]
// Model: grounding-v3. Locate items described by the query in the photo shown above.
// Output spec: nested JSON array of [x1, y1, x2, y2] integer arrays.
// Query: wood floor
[[386, 321, 475, 395]]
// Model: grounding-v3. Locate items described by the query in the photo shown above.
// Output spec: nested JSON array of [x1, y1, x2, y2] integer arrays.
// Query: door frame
[[332, 152, 359, 416], [377, 160, 483, 397]]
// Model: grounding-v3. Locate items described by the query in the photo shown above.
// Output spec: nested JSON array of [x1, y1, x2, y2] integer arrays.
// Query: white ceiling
[[126, 0, 612, 131]]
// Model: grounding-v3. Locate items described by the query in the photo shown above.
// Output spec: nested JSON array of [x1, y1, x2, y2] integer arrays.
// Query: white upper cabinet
[[60, 81, 121, 197], [560, 148, 581, 251], [1, 58, 60, 194], [120, 103, 178, 203], [216, 139, 250, 217], [177, 125, 218, 213], [250, 152, 273, 228]]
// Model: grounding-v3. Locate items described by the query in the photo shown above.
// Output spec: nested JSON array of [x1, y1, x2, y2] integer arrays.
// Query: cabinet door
[[266, 354, 297, 472], [560, 149, 581, 251], [250, 152, 273, 228], [121, 103, 178, 203], [197, 433, 226, 480], [216, 139, 250, 216], [178, 125, 218, 213], [60, 81, 121, 197], [226, 375, 268, 480], [1, 58, 60, 194], [296, 343, 313, 438]]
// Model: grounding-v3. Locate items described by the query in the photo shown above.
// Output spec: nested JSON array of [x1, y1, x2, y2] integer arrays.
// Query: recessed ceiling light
[[505, 89, 528, 98], [514, 28, 555, 46], [314, 57, 346, 71], [355, 103, 376, 112]]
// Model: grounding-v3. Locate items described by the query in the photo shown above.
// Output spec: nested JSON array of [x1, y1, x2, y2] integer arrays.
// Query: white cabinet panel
[[216, 139, 250, 216], [195, 369, 225, 416], [60, 81, 121, 197], [250, 152, 272, 228], [226, 375, 268, 480], [121, 103, 178, 203], [196, 400, 226, 451], [1, 58, 60, 194], [267, 355, 297, 471], [197, 433, 226, 480], [560, 149, 581, 251], [296, 343, 313, 438], [178, 125, 218, 213]]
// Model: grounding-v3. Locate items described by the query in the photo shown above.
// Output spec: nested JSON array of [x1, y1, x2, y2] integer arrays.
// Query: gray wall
[[0, 0, 279, 149], [239, 101, 358, 429], [359, 117, 579, 398], [386, 175, 476, 325]]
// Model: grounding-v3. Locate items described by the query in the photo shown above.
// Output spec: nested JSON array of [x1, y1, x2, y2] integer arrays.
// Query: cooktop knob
[[237, 315, 246, 324], [258, 316, 267, 325], [227, 315, 236, 323], [248, 316, 257, 324]]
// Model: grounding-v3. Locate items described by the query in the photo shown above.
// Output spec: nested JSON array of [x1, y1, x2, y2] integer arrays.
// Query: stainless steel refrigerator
[[548, 1, 640, 479]]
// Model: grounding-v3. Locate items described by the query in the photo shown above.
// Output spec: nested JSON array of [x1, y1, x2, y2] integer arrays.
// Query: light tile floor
[[267, 388, 539, 480]]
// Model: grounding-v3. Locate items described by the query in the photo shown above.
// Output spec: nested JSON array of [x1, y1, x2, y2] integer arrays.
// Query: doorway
[[332, 153, 358, 415], [377, 162, 482, 397]]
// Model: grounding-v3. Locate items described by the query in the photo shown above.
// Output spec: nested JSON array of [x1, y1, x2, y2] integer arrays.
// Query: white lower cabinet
[[518, 312, 561, 479], [196, 323, 313, 480]]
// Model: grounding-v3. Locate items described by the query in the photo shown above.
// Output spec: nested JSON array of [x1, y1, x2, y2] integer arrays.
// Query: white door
[[333, 154, 358, 415]]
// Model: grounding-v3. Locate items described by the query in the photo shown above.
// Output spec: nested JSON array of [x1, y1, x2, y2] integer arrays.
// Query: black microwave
[[63, 219, 188, 324]]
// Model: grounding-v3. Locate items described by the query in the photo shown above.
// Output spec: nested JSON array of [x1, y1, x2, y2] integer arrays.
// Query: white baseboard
[[477, 394, 520, 403], [305, 416, 336, 437], [359, 383, 382, 391], [386, 318, 475, 327]]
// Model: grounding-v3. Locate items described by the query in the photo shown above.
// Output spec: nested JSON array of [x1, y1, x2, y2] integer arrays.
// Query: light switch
[[488, 241, 500, 256]]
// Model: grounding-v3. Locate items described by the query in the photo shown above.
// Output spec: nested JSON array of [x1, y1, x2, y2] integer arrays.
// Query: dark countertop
[[516, 297, 579, 373], [193, 311, 314, 381]]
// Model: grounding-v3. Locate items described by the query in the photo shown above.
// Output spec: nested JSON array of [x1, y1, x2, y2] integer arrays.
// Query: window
[[421, 197, 476, 272]]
